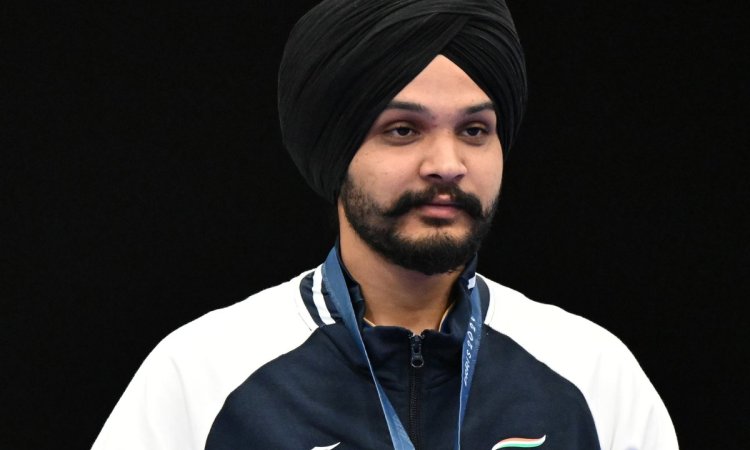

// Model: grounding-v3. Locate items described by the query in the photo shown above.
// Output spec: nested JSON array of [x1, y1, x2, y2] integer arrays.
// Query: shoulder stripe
[[298, 269, 325, 329], [476, 274, 492, 323], [319, 276, 341, 322], [312, 266, 336, 325]]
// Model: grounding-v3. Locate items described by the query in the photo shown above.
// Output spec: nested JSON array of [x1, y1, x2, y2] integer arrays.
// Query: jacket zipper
[[408, 333, 424, 450]]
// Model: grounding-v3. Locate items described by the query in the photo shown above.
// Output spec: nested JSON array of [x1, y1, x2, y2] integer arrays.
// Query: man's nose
[[418, 132, 467, 183]]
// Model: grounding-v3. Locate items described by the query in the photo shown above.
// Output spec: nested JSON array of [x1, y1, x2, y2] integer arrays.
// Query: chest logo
[[492, 435, 547, 449], [311, 443, 341, 450]]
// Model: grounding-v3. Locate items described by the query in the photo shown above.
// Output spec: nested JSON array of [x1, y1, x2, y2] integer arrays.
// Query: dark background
[[3, 1, 746, 449]]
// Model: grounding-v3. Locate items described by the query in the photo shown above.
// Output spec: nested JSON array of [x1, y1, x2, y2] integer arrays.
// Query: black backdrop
[[3, 1, 747, 449]]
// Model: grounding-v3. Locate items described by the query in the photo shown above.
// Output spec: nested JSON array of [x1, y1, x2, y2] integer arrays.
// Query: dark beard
[[340, 177, 498, 275]]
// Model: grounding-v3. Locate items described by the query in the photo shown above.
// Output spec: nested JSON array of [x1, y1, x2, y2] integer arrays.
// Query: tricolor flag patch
[[491, 435, 547, 449]]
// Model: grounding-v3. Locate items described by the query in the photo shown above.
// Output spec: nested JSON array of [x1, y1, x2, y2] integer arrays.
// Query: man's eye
[[464, 127, 485, 137], [381, 124, 420, 144], [388, 126, 416, 137]]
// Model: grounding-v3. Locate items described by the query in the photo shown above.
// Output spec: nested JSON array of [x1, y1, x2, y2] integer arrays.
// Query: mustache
[[383, 184, 484, 219]]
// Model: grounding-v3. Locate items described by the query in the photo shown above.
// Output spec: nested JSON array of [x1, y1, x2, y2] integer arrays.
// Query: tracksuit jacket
[[93, 257, 678, 450]]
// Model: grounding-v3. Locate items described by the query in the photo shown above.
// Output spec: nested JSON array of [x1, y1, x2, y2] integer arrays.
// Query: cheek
[[470, 154, 503, 198], [350, 149, 416, 187], [350, 158, 392, 188], [347, 158, 404, 206]]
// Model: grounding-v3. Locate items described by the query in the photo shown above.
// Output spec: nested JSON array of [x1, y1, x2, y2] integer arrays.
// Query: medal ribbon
[[322, 247, 483, 450]]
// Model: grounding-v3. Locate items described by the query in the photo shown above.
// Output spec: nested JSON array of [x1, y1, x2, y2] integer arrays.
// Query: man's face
[[339, 55, 504, 275]]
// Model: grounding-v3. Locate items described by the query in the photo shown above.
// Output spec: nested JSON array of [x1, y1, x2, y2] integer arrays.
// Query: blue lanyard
[[322, 247, 484, 450]]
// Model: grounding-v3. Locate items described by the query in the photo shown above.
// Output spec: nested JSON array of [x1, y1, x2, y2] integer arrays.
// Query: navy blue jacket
[[93, 262, 678, 450]]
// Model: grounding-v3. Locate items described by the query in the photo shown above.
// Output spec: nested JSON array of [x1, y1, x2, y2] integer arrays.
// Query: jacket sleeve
[[600, 345, 679, 450], [91, 342, 198, 450], [91, 276, 314, 450], [482, 279, 679, 450]]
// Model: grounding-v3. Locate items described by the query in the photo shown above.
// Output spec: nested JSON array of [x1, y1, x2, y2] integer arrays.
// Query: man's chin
[[397, 222, 473, 243], [372, 231, 477, 276], [399, 212, 473, 232]]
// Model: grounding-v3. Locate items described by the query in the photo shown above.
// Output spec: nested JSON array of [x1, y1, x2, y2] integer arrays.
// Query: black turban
[[278, 0, 527, 203]]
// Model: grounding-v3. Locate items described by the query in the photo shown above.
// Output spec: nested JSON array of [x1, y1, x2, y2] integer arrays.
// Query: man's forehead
[[376, 55, 495, 118]]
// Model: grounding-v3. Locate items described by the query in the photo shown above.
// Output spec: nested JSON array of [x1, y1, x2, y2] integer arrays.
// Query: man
[[93, 1, 678, 449]]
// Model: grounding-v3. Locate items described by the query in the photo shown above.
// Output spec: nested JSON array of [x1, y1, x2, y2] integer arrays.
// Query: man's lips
[[414, 201, 463, 219], [383, 186, 483, 220]]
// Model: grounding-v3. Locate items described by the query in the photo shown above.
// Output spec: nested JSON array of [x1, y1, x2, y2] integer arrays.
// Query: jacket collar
[[334, 239, 479, 334]]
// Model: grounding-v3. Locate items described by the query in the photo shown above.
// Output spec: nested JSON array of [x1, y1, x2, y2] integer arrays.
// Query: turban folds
[[278, 0, 527, 203]]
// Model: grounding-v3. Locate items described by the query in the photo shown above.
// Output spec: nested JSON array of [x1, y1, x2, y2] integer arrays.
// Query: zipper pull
[[410, 334, 424, 368]]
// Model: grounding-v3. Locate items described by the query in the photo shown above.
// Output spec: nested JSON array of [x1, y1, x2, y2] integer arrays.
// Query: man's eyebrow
[[383, 100, 427, 112], [381, 100, 495, 115], [464, 101, 495, 115]]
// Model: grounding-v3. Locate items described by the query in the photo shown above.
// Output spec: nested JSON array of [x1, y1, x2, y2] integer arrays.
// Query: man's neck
[[339, 226, 462, 335]]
